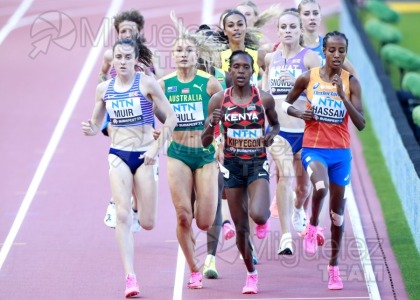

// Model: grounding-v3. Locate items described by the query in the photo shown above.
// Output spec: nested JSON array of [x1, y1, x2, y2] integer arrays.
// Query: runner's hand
[[81, 120, 99, 136], [210, 109, 223, 126], [152, 129, 161, 140], [141, 142, 159, 165], [300, 107, 314, 120]]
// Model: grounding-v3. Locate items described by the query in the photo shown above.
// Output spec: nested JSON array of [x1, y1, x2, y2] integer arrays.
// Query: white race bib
[[269, 66, 302, 95], [172, 101, 204, 128], [106, 97, 143, 126], [311, 95, 346, 124]]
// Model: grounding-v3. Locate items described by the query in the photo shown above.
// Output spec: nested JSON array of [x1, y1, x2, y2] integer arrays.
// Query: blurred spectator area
[[361, 0, 420, 142]]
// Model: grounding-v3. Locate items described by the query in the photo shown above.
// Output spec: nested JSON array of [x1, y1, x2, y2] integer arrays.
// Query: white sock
[[205, 254, 215, 264], [282, 232, 292, 238], [247, 269, 257, 276]]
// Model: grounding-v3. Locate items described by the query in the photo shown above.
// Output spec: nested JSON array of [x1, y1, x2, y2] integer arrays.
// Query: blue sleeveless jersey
[[310, 35, 325, 66], [103, 72, 153, 127]]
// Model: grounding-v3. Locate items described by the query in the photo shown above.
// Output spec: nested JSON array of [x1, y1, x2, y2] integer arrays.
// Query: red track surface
[[0, 0, 408, 299]]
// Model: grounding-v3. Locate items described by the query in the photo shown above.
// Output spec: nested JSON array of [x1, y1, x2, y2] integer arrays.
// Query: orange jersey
[[303, 67, 351, 149]]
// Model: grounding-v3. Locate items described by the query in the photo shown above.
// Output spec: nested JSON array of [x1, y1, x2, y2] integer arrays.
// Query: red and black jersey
[[221, 86, 266, 159]]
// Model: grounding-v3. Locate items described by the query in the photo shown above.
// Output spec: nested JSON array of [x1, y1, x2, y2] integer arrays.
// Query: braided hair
[[323, 31, 348, 51], [229, 50, 255, 73]]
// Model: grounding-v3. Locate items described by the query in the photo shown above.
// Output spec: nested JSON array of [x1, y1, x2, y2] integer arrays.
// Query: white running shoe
[[277, 232, 293, 255], [104, 202, 116, 228], [131, 210, 141, 233], [104, 201, 141, 233], [292, 206, 307, 234]]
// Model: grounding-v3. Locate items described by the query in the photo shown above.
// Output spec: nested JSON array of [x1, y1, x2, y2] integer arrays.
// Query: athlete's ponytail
[[112, 38, 153, 67], [170, 11, 224, 68], [113, 38, 139, 57], [236, 1, 282, 29], [136, 37, 153, 67]]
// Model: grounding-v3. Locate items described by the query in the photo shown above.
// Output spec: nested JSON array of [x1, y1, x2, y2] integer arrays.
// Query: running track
[[0, 0, 409, 299]]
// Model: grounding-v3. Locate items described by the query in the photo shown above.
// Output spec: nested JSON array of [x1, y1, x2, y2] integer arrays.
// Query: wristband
[[209, 122, 214, 127], [281, 102, 292, 114]]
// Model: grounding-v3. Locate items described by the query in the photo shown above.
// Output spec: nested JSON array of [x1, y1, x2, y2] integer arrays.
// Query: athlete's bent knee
[[141, 219, 155, 230], [331, 210, 344, 226], [176, 210, 192, 229], [196, 218, 212, 231]]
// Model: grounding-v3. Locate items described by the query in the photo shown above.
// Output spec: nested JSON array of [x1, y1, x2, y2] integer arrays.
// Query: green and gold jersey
[[163, 70, 211, 131]]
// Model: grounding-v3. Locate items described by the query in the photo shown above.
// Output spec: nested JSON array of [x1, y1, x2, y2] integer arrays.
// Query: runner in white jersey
[[263, 10, 320, 254]]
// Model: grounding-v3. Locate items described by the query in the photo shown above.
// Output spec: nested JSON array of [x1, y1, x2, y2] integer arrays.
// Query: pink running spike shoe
[[328, 265, 343, 290], [255, 222, 269, 239], [242, 273, 258, 294], [222, 222, 236, 240], [125, 274, 139, 298], [187, 272, 203, 289], [317, 226, 326, 246], [303, 224, 318, 254]]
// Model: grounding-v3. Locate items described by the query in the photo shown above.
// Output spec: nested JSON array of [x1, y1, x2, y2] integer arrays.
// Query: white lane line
[[171, 177, 379, 300], [0, 0, 33, 45], [202, 297, 370, 300], [201, 0, 215, 25], [0, 0, 124, 270], [173, 245, 187, 300], [346, 184, 381, 300], [203, 297, 370, 300], [172, 1, 215, 299]]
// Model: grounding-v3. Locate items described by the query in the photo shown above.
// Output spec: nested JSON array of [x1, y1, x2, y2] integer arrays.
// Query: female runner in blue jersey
[[82, 38, 176, 298]]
